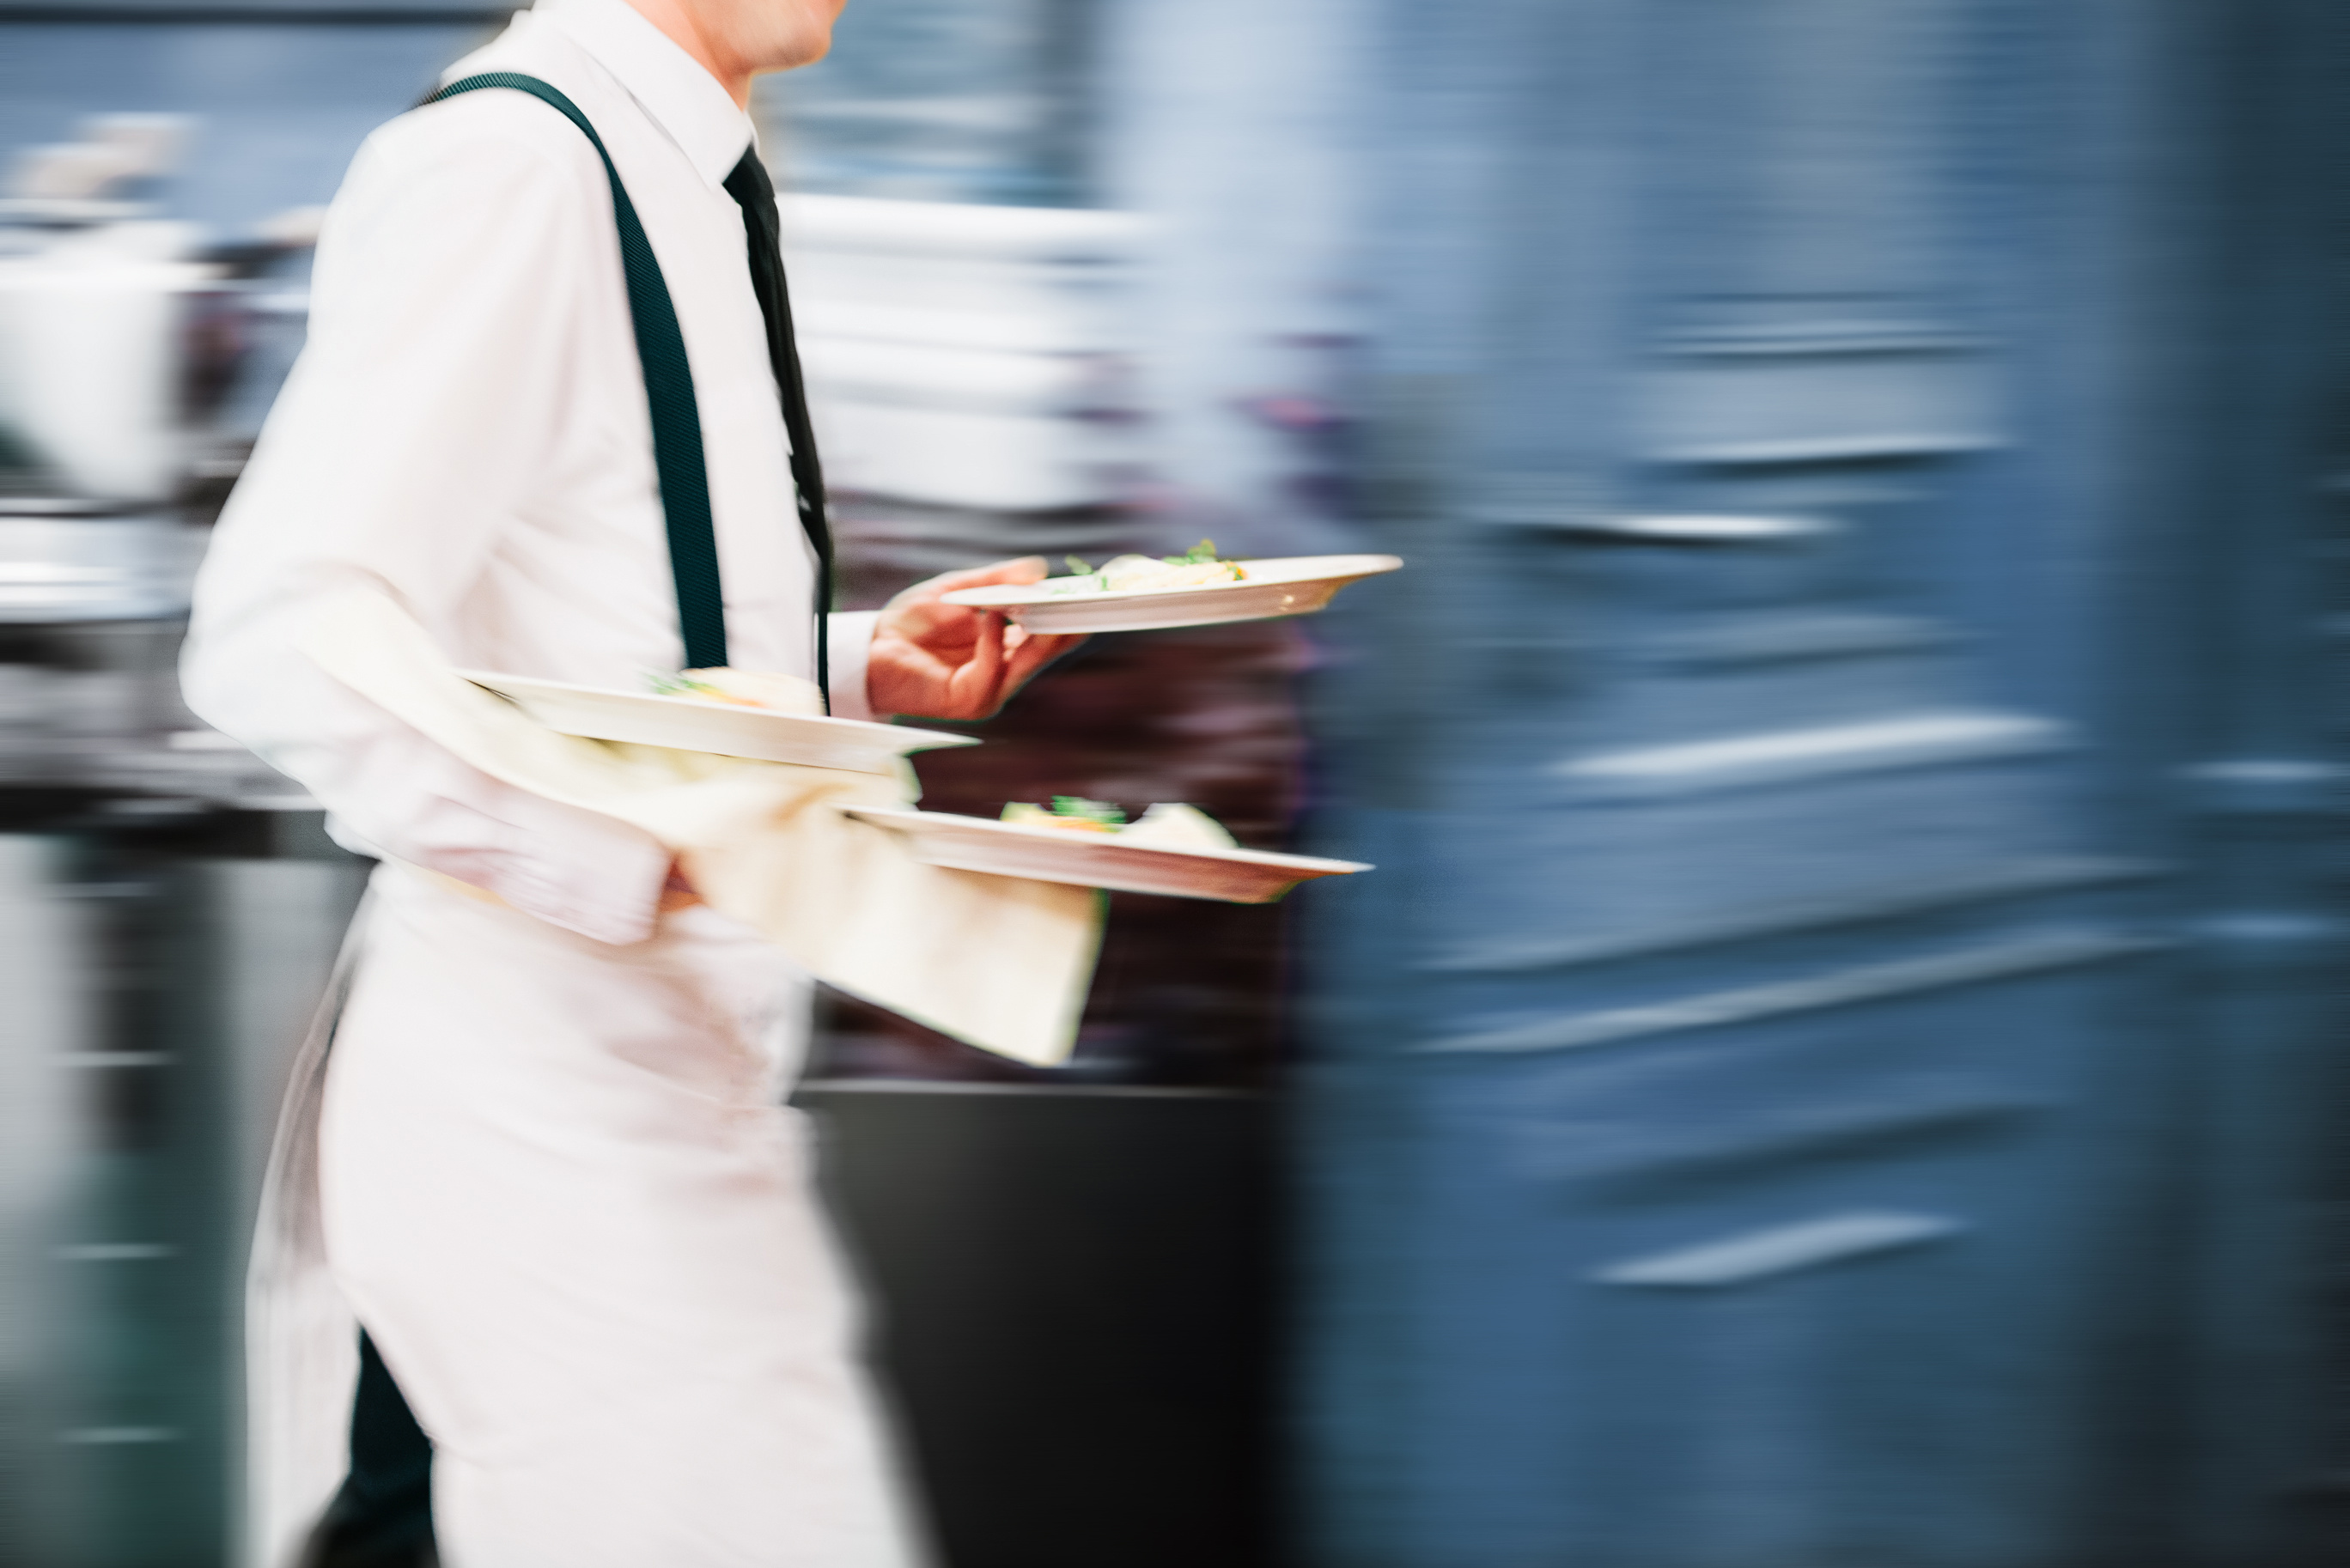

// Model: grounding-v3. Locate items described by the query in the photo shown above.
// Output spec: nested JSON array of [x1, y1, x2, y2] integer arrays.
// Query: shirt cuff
[[826, 611, 880, 721]]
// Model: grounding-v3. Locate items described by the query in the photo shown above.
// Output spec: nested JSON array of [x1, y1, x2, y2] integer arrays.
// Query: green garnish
[[1001, 797, 1128, 830], [1040, 540, 1241, 597]]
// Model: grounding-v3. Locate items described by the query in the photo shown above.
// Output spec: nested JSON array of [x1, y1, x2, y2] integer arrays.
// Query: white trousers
[[250, 864, 928, 1568]]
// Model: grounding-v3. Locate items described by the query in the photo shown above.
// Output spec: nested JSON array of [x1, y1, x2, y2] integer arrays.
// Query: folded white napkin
[[301, 588, 1100, 1066]]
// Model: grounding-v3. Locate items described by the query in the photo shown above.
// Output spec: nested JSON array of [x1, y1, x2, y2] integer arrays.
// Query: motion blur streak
[[2, 2, 2347, 1565]]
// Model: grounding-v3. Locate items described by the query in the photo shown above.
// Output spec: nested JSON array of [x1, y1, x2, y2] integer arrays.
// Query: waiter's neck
[[621, 0, 760, 108]]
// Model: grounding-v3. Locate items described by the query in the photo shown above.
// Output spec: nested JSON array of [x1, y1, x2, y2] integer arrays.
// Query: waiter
[[182, 0, 1080, 1561]]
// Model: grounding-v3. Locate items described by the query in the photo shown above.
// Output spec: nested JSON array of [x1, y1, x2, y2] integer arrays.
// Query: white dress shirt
[[183, 0, 876, 948]]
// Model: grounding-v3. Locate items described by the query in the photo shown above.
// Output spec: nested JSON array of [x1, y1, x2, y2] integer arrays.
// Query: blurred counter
[[2, 803, 367, 1568], [0, 494, 301, 808]]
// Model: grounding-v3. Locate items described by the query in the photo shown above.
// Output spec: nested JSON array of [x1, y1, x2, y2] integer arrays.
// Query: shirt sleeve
[[181, 100, 673, 946], [824, 611, 880, 721]]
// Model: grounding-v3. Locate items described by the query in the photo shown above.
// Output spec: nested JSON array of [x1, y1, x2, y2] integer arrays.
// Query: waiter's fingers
[[881, 559, 1040, 644], [946, 610, 1010, 714], [957, 555, 1050, 586], [998, 628, 1083, 694], [893, 556, 1048, 609], [957, 619, 1081, 718]]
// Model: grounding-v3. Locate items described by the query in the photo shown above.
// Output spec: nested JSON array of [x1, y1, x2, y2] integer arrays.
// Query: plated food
[[457, 667, 977, 774], [1037, 540, 1248, 597], [846, 799, 1370, 903], [646, 667, 825, 714], [940, 546, 1403, 635], [1000, 796, 1239, 849]]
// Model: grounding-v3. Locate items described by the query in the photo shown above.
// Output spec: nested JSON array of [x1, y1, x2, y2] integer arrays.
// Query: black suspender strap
[[423, 72, 738, 678]]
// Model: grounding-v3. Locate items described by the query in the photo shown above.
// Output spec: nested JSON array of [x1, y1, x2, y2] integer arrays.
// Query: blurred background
[[2, 0, 2347, 1565]]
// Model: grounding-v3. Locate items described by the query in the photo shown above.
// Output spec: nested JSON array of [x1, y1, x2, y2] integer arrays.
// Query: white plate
[[938, 553, 1403, 634], [458, 671, 979, 774], [843, 806, 1372, 903]]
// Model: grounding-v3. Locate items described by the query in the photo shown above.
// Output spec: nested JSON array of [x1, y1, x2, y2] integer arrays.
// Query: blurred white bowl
[[0, 248, 213, 503]]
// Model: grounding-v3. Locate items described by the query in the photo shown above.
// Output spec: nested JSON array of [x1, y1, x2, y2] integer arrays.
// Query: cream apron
[[247, 867, 929, 1568]]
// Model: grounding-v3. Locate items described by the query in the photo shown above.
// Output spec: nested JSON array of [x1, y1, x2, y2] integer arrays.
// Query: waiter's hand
[[865, 556, 1086, 720], [659, 860, 702, 913]]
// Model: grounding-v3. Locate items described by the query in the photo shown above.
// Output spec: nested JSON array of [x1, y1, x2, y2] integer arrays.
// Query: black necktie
[[723, 150, 835, 705]]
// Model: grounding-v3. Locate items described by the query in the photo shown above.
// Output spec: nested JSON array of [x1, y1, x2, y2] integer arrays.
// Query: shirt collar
[[532, 0, 753, 187]]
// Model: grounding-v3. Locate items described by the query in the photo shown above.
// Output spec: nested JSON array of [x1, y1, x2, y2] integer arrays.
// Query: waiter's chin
[[714, 0, 850, 75]]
